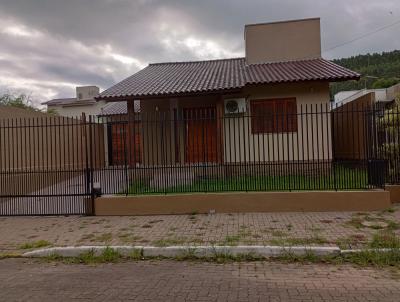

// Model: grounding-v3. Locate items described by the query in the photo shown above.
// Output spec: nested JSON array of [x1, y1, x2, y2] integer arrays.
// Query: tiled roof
[[246, 59, 360, 84], [42, 98, 97, 106], [98, 100, 140, 116], [99, 58, 360, 99], [42, 98, 77, 106]]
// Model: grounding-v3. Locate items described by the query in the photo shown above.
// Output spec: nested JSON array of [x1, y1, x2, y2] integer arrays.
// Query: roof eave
[[98, 87, 244, 101], [246, 75, 361, 86]]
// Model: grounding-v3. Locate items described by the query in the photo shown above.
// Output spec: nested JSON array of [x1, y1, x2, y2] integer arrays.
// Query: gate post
[[82, 113, 95, 215]]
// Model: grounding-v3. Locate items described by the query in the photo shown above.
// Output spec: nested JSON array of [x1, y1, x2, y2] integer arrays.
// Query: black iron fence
[[0, 102, 399, 215]]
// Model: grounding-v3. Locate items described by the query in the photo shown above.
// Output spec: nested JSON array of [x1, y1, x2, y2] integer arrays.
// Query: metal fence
[[0, 102, 399, 215]]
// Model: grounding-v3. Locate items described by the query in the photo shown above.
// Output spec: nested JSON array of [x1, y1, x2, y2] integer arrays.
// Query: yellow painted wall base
[[386, 185, 400, 203], [95, 191, 391, 216]]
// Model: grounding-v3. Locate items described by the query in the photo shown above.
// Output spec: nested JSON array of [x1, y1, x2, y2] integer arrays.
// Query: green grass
[[125, 166, 368, 195], [45, 247, 130, 264], [40, 247, 400, 267], [268, 235, 329, 246], [369, 231, 400, 249], [276, 249, 400, 267], [36, 233, 400, 267], [153, 238, 188, 247], [19, 240, 52, 250]]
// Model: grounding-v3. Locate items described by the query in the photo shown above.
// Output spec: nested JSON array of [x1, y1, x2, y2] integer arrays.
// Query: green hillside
[[330, 50, 400, 96]]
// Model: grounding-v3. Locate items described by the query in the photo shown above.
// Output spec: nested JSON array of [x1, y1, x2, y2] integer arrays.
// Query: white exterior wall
[[49, 100, 107, 119], [223, 82, 332, 162]]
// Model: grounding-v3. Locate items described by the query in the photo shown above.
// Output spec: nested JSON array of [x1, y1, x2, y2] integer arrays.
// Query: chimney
[[76, 86, 100, 101], [244, 18, 321, 64]]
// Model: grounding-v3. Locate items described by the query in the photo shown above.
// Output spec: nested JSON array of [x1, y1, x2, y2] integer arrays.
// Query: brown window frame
[[250, 98, 298, 134]]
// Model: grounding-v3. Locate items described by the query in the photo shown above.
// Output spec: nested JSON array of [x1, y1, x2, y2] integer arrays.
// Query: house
[[97, 18, 359, 173], [43, 86, 105, 118], [334, 82, 400, 108]]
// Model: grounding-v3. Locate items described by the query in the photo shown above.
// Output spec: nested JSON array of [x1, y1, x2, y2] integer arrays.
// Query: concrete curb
[[340, 248, 394, 254], [22, 245, 341, 258]]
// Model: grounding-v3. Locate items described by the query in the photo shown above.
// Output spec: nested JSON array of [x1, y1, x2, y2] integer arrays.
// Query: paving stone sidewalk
[[1, 258, 400, 302], [1, 205, 399, 253]]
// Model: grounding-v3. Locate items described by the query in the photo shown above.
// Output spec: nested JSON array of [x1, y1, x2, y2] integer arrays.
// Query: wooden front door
[[109, 121, 141, 165], [184, 107, 218, 163], [110, 123, 126, 165]]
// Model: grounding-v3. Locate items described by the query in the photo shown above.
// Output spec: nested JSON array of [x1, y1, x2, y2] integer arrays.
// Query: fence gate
[[0, 114, 102, 216]]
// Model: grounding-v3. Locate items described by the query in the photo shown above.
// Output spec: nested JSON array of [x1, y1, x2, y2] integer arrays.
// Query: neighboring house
[[332, 82, 400, 161], [98, 101, 141, 166], [334, 82, 400, 108], [97, 18, 360, 167], [43, 86, 105, 118]]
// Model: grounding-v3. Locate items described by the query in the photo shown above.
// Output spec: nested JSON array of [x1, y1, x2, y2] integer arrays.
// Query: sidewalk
[[1, 205, 399, 253]]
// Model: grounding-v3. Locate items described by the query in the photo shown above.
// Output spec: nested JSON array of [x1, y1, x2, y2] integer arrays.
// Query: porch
[[98, 95, 389, 196]]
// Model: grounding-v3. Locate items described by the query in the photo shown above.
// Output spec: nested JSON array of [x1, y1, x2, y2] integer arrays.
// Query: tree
[[377, 93, 400, 182], [372, 78, 400, 89], [0, 93, 41, 111]]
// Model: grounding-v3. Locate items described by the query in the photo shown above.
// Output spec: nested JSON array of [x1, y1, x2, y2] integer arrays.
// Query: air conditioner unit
[[224, 98, 246, 114]]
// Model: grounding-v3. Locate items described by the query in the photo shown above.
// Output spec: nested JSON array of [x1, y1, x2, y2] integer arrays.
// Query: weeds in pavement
[[336, 234, 367, 249], [369, 231, 400, 249], [45, 247, 123, 264], [19, 240, 52, 250], [269, 235, 328, 246], [152, 237, 205, 247], [117, 233, 142, 244]]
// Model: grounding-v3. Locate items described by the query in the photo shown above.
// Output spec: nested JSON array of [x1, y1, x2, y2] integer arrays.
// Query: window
[[251, 98, 297, 134]]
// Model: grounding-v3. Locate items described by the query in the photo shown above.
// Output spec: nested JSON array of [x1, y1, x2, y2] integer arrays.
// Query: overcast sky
[[0, 0, 399, 106]]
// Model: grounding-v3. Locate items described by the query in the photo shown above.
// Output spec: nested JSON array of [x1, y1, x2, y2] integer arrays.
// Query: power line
[[323, 18, 400, 53]]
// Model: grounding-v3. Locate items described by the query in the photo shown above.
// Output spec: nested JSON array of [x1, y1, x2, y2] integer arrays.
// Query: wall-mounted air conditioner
[[224, 98, 246, 114]]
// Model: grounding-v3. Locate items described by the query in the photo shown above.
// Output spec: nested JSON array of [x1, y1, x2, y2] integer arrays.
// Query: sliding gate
[[0, 115, 102, 216]]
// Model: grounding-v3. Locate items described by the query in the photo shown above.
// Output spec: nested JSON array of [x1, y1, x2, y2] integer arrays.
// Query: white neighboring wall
[[334, 87, 394, 108], [45, 86, 106, 119], [48, 101, 107, 119]]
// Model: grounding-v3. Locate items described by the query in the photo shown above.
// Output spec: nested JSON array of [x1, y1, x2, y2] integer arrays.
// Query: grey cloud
[[0, 0, 399, 104]]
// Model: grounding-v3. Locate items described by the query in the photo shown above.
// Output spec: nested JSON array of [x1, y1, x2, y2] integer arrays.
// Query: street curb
[[22, 245, 340, 258]]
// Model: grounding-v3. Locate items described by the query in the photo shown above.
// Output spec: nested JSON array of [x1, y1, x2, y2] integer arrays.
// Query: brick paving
[[0, 258, 400, 301], [0, 205, 399, 253]]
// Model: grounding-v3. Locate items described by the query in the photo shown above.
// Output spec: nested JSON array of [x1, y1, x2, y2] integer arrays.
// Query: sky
[[0, 0, 399, 106]]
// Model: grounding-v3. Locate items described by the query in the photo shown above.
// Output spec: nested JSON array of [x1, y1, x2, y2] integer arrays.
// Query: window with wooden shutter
[[251, 98, 297, 134]]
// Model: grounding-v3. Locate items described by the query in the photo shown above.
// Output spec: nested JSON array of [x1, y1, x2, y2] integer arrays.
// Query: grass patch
[[0, 253, 22, 259], [19, 240, 52, 250], [39, 245, 400, 267], [117, 233, 142, 244], [45, 247, 124, 264], [125, 165, 368, 195], [369, 231, 400, 249], [271, 230, 288, 237], [346, 215, 400, 230], [269, 235, 328, 246], [276, 248, 400, 267], [382, 207, 396, 214], [223, 235, 241, 246], [93, 233, 113, 243], [153, 237, 188, 247], [342, 249, 400, 267], [336, 234, 367, 249], [221, 228, 253, 246]]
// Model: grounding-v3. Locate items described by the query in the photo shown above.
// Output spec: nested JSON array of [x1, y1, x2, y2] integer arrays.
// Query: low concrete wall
[[386, 185, 400, 203], [95, 190, 391, 215]]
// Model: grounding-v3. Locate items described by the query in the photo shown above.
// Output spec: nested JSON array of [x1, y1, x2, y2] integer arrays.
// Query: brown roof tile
[[98, 100, 140, 116], [99, 58, 360, 99]]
